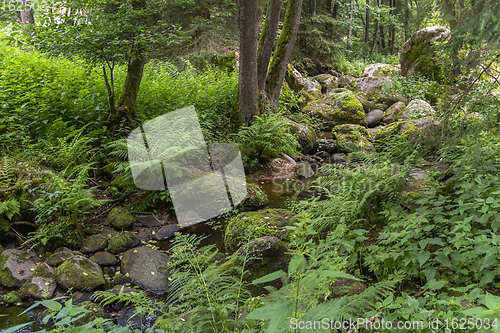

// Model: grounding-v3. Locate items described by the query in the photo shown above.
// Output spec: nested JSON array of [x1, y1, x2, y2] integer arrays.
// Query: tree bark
[[257, 0, 283, 94], [347, 0, 354, 50], [370, 0, 380, 56], [238, 0, 260, 125], [364, 1, 370, 44], [266, 0, 304, 109], [19, 0, 35, 39], [379, 25, 386, 51]]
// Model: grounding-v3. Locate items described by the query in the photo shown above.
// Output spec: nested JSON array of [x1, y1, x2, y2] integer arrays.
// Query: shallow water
[[0, 175, 319, 332]]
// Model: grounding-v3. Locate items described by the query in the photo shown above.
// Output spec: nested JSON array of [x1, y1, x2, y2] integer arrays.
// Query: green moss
[[55, 257, 104, 291], [218, 52, 237, 72], [107, 232, 137, 254], [108, 207, 135, 230], [0, 252, 16, 287], [224, 209, 299, 253], [238, 183, 269, 212], [4, 291, 20, 304]]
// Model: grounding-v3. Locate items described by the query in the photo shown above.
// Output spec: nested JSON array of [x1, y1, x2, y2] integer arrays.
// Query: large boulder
[[383, 101, 408, 124], [290, 121, 317, 154], [55, 255, 105, 291], [400, 26, 450, 82], [312, 74, 338, 93], [121, 247, 169, 293], [297, 78, 322, 108], [20, 263, 56, 299], [366, 109, 385, 128], [406, 99, 435, 119], [0, 249, 39, 288], [303, 88, 367, 130], [352, 63, 399, 99], [285, 64, 305, 93], [224, 209, 300, 254]]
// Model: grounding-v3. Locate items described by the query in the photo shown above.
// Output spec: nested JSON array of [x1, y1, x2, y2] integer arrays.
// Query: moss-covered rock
[[290, 121, 317, 154], [297, 78, 322, 108], [4, 291, 20, 304], [303, 89, 367, 130], [0, 217, 10, 234], [374, 117, 440, 145], [405, 99, 435, 119], [108, 207, 136, 231], [55, 255, 105, 291], [80, 234, 109, 254], [121, 247, 169, 293], [383, 101, 407, 124], [220, 236, 291, 295], [352, 63, 399, 99], [0, 249, 39, 288], [237, 183, 269, 212], [285, 64, 305, 93], [333, 124, 373, 154], [312, 73, 338, 93], [224, 209, 300, 254], [107, 232, 138, 255], [400, 26, 450, 82], [20, 263, 56, 299]]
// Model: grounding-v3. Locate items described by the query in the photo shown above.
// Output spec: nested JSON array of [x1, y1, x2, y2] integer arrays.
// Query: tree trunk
[[115, 56, 145, 127], [257, 0, 283, 94], [404, 0, 409, 42], [19, 0, 35, 39], [370, 0, 380, 56], [113, 0, 147, 127], [266, 0, 304, 109], [331, 0, 338, 19], [364, 1, 370, 44], [347, 0, 354, 50], [238, 0, 260, 125], [310, 0, 316, 16], [379, 25, 386, 51]]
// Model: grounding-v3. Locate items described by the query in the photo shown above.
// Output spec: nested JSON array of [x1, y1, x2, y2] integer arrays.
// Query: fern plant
[[245, 215, 395, 332], [156, 233, 252, 332], [236, 113, 300, 163]]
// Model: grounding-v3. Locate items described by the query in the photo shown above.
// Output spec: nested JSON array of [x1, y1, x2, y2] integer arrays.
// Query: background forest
[[1, 0, 500, 332]]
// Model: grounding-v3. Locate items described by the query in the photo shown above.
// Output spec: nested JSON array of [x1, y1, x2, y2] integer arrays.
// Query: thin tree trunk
[[347, 0, 354, 50], [364, 0, 370, 44], [114, 0, 147, 127], [389, 0, 396, 54], [370, 0, 380, 56], [310, 0, 316, 16], [379, 25, 386, 51], [257, 0, 283, 94], [19, 0, 35, 39], [238, 0, 260, 125], [266, 0, 304, 109], [404, 0, 409, 41]]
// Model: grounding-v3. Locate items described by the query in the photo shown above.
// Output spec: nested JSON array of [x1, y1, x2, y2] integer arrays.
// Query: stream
[[0, 175, 318, 332]]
